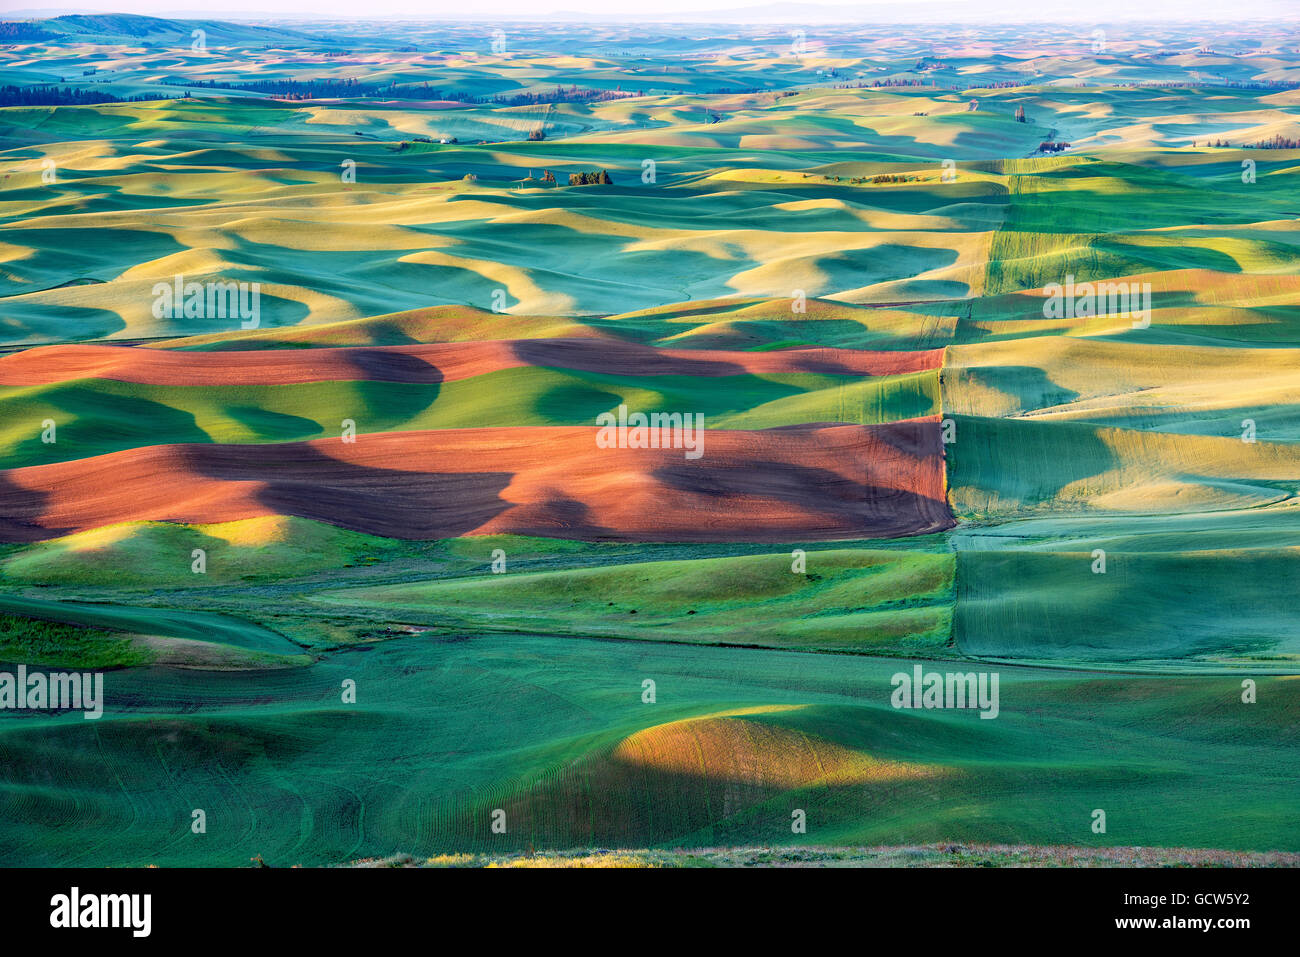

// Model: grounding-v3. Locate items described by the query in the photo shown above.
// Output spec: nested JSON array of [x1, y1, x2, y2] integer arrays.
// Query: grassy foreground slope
[[955, 547, 1300, 668], [1, 636, 1296, 866], [319, 547, 955, 656]]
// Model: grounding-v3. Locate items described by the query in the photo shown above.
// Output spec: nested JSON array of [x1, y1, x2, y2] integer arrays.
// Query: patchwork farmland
[[0, 13, 1296, 869]]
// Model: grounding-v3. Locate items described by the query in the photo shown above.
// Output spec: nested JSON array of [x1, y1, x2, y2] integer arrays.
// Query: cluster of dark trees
[[567, 170, 613, 185], [164, 77, 645, 106], [167, 77, 412, 99], [965, 79, 1300, 94], [1114, 80, 1300, 91], [0, 84, 168, 106], [1253, 134, 1300, 149], [834, 79, 945, 89], [828, 173, 918, 184], [1037, 141, 1071, 153], [913, 58, 950, 72], [0, 22, 53, 42], [492, 84, 642, 106], [1014, 105, 1027, 122]]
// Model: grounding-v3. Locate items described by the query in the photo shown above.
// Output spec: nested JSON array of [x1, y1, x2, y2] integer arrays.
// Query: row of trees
[[0, 84, 167, 106], [493, 84, 642, 106], [1115, 80, 1300, 90], [834, 79, 942, 89], [163, 77, 645, 106], [1192, 134, 1300, 149], [167, 77, 429, 100]]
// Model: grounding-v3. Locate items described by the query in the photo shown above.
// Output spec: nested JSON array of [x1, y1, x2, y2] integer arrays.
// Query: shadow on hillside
[[189, 442, 514, 540], [0, 469, 55, 542]]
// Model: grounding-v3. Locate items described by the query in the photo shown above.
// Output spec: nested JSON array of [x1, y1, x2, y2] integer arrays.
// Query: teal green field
[[4, 635, 1298, 866]]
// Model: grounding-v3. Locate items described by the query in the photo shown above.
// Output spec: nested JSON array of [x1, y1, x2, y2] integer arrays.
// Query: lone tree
[[528, 126, 546, 141], [967, 98, 979, 111], [1014, 105, 1027, 123]]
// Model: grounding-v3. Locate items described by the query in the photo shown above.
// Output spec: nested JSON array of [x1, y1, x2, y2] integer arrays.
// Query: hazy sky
[[11, 0, 1284, 19], [17, 0, 949, 13]]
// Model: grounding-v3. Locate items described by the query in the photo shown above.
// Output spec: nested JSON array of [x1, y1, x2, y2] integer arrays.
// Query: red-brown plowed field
[[0, 340, 943, 386], [0, 419, 953, 543]]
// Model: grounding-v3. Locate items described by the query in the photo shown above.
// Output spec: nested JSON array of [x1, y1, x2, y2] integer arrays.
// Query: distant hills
[[3, 13, 327, 43], [6, 2, 1300, 24]]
